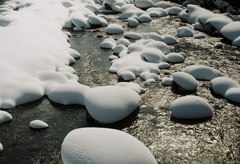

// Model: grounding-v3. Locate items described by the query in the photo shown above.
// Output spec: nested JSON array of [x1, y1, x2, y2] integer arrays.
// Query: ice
[[166, 52, 185, 63], [115, 82, 145, 94], [177, 26, 193, 37], [84, 86, 141, 123], [127, 17, 139, 27], [135, 0, 154, 9], [47, 83, 90, 106], [0, 110, 12, 124], [29, 120, 48, 129], [124, 32, 141, 39], [61, 128, 157, 164], [171, 96, 213, 119], [211, 77, 240, 96], [173, 72, 198, 91], [183, 65, 223, 80], [106, 23, 124, 34], [162, 77, 174, 86], [100, 37, 117, 49]]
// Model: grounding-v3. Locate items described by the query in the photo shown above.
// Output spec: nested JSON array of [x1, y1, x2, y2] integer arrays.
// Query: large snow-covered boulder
[[106, 23, 124, 35], [29, 120, 48, 129], [61, 128, 157, 164], [183, 65, 223, 80], [170, 96, 213, 119], [84, 86, 141, 123], [173, 72, 198, 91], [220, 22, 240, 42], [0, 110, 12, 124]]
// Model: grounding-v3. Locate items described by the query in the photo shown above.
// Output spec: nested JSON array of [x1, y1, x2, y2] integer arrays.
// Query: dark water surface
[[0, 13, 240, 164]]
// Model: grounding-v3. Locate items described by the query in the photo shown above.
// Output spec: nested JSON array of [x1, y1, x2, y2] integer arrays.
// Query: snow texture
[[171, 96, 213, 119], [29, 120, 48, 129], [84, 86, 140, 123], [0, 110, 12, 124], [173, 72, 198, 91], [61, 128, 157, 164], [183, 65, 223, 80]]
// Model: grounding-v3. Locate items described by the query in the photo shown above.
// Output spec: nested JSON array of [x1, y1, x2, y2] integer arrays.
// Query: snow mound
[[61, 128, 157, 164], [161, 34, 177, 45], [177, 26, 193, 37], [100, 37, 116, 49], [162, 77, 174, 86], [135, 0, 154, 9], [173, 72, 198, 91], [0, 110, 12, 124], [117, 38, 131, 47], [128, 17, 139, 27], [0, 143, 2, 152], [106, 23, 124, 35], [171, 96, 213, 119], [211, 77, 240, 96], [220, 22, 240, 42], [183, 65, 223, 80], [166, 6, 182, 15], [166, 52, 185, 63], [146, 7, 168, 17], [155, 1, 173, 9], [47, 83, 90, 106], [115, 82, 145, 94], [84, 86, 141, 123], [225, 88, 240, 103], [29, 120, 48, 129], [124, 32, 141, 39]]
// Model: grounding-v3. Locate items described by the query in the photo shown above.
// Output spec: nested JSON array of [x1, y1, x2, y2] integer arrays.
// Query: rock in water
[[61, 128, 157, 164], [171, 96, 213, 119], [29, 120, 48, 129], [0, 110, 12, 124], [84, 86, 141, 124]]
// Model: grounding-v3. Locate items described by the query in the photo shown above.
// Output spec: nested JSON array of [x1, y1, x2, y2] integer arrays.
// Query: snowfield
[[0, 0, 240, 163]]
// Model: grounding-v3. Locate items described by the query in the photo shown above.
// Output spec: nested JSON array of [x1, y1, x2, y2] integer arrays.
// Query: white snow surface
[[84, 86, 141, 123], [173, 72, 198, 91], [0, 0, 104, 109], [0, 110, 12, 124], [61, 127, 157, 164], [29, 120, 48, 129], [183, 65, 223, 80], [171, 96, 213, 119]]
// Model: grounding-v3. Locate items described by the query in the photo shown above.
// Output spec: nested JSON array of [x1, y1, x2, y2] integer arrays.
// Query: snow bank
[[171, 96, 213, 119], [84, 86, 140, 123], [29, 120, 48, 129], [173, 72, 198, 91], [0, 110, 12, 124], [61, 128, 157, 164], [183, 65, 223, 80]]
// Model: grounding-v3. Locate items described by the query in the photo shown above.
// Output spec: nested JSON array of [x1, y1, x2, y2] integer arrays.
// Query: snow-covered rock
[[128, 17, 139, 27], [177, 26, 193, 37], [0, 143, 3, 152], [159, 62, 171, 69], [0, 110, 12, 124], [183, 65, 223, 80], [233, 36, 240, 47], [148, 32, 163, 41], [206, 15, 233, 32], [146, 7, 168, 17], [61, 128, 157, 164], [88, 15, 108, 27], [211, 77, 240, 96], [29, 120, 48, 129], [155, 1, 173, 9], [117, 38, 131, 47], [162, 77, 174, 86], [124, 32, 141, 39], [224, 88, 240, 103], [171, 96, 213, 119], [194, 33, 206, 39], [109, 55, 118, 60], [182, 0, 198, 7], [113, 45, 127, 54], [118, 70, 136, 81], [106, 23, 124, 35], [213, 42, 224, 49], [100, 37, 116, 49], [161, 34, 177, 45], [115, 82, 145, 94], [137, 13, 152, 23], [141, 48, 166, 63], [220, 22, 240, 42], [135, 0, 154, 9], [166, 53, 185, 63], [47, 83, 90, 106], [166, 6, 182, 15], [140, 72, 160, 81], [173, 72, 198, 91], [84, 86, 141, 123], [144, 78, 156, 86]]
